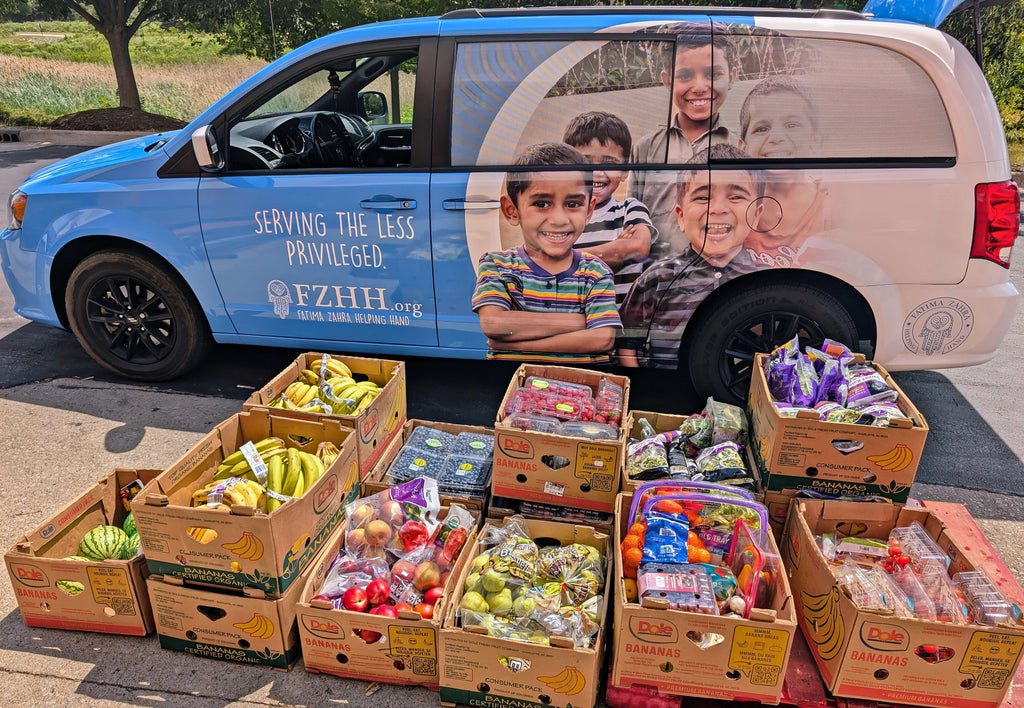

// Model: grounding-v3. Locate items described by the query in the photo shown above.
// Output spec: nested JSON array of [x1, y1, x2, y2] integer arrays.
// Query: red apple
[[311, 594, 332, 604], [394, 602, 414, 613], [342, 586, 368, 612], [391, 560, 417, 585], [398, 520, 429, 551], [413, 561, 441, 591], [371, 604, 399, 619], [380, 500, 404, 527], [366, 519, 393, 547], [414, 602, 434, 620], [359, 627, 382, 643], [423, 586, 444, 606], [366, 578, 391, 606]]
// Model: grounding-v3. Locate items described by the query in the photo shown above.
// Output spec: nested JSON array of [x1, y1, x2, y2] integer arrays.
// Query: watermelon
[[57, 580, 85, 595], [119, 533, 141, 559], [122, 512, 137, 537], [63, 555, 93, 562], [79, 525, 129, 561]]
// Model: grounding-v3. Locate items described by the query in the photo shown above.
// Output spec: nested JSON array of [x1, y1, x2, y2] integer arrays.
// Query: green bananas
[[267, 447, 326, 512]]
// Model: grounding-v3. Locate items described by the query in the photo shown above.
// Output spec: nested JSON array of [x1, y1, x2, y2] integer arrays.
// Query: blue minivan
[[3, 5, 1018, 402]]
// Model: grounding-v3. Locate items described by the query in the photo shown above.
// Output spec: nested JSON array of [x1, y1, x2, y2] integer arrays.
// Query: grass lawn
[[1009, 141, 1024, 171]]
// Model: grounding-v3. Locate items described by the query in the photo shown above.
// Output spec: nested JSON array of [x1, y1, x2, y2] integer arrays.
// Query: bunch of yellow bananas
[[214, 437, 286, 481], [265, 354, 383, 415], [234, 612, 275, 639], [308, 356, 353, 379], [193, 477, 266, 510], [325, 376, 382, 414]]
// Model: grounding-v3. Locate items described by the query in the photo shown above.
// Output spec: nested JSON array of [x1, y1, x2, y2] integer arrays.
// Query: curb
[[0, 126, 160, 146]]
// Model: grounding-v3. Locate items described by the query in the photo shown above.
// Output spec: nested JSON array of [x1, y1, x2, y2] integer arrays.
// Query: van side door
[[198, 40, 437, 346]]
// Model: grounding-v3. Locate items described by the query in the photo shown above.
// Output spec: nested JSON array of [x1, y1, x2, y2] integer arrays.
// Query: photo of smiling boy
[[619, 145, 763, 367], [472, 142, 621, 363], [738, 76, 827, 268], [631, 24, 738, 252], [562, 111, 656, 303]]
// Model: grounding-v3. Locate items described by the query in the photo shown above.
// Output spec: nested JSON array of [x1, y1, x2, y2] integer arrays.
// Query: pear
[[481, 569, 506, 593], [460, 591, 489, 614], [486, 587, 514, 616]]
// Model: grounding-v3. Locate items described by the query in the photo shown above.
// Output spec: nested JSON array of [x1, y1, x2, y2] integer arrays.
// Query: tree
[[33, 0, 247, 109]]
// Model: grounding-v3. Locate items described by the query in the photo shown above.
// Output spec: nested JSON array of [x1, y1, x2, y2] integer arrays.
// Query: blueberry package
[[386, 445, 446, 482], [438, 454, 492, 495], [405, 426, 457, 454], [450, 431, 494, 457]]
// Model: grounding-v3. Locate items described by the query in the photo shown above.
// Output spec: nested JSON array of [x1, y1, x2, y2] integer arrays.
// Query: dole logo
[[500, 436, 534, 459], [13, 564, 49, 588], [39, 524, 56, 540], [628, 616, 677, 643], [303, 614, 343, 639], [861, 622, 909, 652], [313, 475, 338, 514], [360, 411, 379, 442]]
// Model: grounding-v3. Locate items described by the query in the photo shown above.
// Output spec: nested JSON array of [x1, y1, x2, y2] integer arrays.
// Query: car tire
[[65, 250, 210, 381], [684, 281, 859, 404]]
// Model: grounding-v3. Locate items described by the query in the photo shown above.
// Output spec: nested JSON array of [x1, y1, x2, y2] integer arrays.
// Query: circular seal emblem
[[902, 298, 974, 356]]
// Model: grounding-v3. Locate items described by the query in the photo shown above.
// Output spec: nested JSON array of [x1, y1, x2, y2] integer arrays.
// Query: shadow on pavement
[[0, 321, 1021, 504], [896, 370, 1024, 504]]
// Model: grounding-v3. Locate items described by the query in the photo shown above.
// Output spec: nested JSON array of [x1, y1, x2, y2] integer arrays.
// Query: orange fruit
[[628, 522, 647, 538], [622, 547, 643, 578], [652, 499, 685, 515], [688, 545, 711, 564], [620, 534, 641, 555]]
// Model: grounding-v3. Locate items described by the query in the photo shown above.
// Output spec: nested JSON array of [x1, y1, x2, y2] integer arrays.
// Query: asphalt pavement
[[0, 128, 1022, 708]]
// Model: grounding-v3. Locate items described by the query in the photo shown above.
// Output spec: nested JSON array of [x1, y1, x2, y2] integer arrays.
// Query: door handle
[[443, 199, 501, 211], [360, 199, 417, 209]]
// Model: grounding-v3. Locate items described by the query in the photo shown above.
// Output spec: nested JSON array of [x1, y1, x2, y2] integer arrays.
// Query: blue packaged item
[[641, 512, 691, 565]]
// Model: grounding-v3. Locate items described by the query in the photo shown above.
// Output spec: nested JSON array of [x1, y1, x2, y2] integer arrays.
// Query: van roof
[[441, 6, 865, 21]]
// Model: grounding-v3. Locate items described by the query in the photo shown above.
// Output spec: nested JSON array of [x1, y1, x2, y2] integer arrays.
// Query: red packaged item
[[594, 378, 624, 426], [637, 562, 719, 614], [390, 504, 476, 606]]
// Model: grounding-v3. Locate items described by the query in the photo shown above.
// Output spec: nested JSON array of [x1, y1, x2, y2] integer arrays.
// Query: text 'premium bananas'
[[265, 355, 384, 415]]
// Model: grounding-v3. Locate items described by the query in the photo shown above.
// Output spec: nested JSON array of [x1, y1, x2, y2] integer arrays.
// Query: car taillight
[[8, 190, 26, 230], [972, 181, 1020, 268]]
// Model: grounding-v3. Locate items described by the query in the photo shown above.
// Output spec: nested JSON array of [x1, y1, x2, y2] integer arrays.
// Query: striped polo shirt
[[619, 247, 757, 367], [472, 246, 621, 363], [573, 196, 656, 303]]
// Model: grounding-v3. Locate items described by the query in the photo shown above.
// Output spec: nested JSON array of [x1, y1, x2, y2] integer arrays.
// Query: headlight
[[8, 190, 26, 230]]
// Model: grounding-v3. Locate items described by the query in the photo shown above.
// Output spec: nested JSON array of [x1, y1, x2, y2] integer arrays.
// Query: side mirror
[[358, 91, 389, 124], [191, 125, 223, 171]]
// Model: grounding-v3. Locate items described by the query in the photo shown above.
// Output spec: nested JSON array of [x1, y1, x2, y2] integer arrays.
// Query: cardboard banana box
[[747, 352, 928, 503], [5, 469, 159, 636], [132, 410, 359, 596], [438, 517, 610, 708], [785, 499, 1024, 708], [492, 364, 629, 514], [243, 352, 407, 479], [610, 492, 797, 705]]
